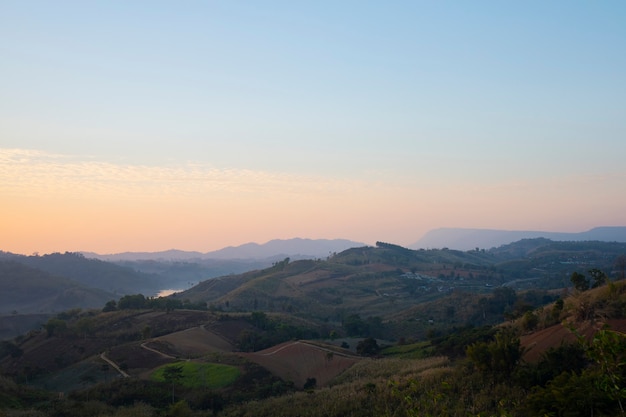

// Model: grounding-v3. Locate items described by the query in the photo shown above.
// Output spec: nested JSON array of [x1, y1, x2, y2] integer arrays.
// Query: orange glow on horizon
[[1, 149, 624, 255]]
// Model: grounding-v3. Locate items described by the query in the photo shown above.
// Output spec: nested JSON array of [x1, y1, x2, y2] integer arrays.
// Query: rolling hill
[[0, 251, 164, 296], [1, 275, 624, 416], [0, 261, 115, 315], [177, 239, 626, 323], [1, 253, 625, 416]]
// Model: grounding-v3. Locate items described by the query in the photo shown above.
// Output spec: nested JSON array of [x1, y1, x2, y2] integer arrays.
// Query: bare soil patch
[[107, 343, 171, 376], [521, 318, 626, 362], [207, 318, 257, 343], [241, 341, 360, 388], [154, 326, 233, 357]]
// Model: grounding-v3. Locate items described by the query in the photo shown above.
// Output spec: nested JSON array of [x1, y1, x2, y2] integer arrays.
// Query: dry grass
[[330, 356, 449, 385], [220, 356, 453, 417]]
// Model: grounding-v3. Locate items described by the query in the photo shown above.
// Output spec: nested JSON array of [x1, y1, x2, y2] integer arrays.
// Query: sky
[[1, 1, 625, 255]]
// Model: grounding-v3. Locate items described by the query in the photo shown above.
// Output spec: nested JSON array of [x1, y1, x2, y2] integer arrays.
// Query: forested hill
[[0, 251, 163, 296], [0, 261, 114, 315]]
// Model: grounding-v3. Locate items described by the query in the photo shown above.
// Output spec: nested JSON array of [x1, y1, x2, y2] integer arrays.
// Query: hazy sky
[[2, 1, 625, 255]]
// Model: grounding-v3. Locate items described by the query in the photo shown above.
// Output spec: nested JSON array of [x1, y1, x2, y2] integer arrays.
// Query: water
[[156, 289, 184, 297]]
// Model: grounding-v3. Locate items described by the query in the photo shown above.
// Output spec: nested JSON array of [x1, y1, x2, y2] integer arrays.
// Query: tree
[[583, 328, 626, 413], [522, 311, 539, 331], [75, 317, 95, 340], [250, 311, 269, 329], [303, 377, 317, 390], [616, 255, 626, 280], [118, 294, 147, 310], [356, 337, 380, 356], [466, 328, 522, 383], [343, 314, 369, 337], [366, 316, 384, 339], [163, 365, 184, 404], [44, 318, 67, 337], [571, 272, 589, 292], [142, 325, 152, 340], [102, 300, 117, 312], [589, 268, 607, 288]]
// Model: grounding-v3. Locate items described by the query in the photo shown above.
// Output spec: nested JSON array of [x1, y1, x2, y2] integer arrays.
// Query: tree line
[[102, 294, 207, 312]]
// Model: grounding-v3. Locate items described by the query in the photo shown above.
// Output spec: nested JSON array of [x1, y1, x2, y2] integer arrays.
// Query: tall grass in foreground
[[218, 356, 475, 417], [218, 349, 539, 417], [331, 356, 449, 385]]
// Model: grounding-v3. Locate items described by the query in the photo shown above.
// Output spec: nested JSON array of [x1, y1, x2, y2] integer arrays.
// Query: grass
[[150, 361, 240, 389], [380, 341, 434, 359], [330, 356, 449, 386], [220, 356, 453, 417]]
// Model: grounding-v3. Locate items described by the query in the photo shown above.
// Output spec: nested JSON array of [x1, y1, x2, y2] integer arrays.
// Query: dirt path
[[258, 340, 361, 359], [100, 352, 130, 378], [140, 341, 177, 359], [258, 341, 302, 356], [298, 340, 362, 359]]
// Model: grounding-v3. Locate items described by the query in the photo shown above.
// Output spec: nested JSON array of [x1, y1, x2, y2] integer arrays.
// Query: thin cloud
[[0, 148, 367, 199]]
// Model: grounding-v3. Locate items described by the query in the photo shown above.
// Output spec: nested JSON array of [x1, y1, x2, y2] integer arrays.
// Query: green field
[[381, 341, 433, 359], [151, 361, 240, 389]]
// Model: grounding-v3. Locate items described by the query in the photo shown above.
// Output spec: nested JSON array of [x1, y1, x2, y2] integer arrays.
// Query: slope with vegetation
[[0, 260, 115, 316], [0, 240, 625, 416], [0, 251, 164, 299]]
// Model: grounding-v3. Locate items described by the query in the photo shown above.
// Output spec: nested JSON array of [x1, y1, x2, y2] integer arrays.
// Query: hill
[[0, 261, 115, 315], [0, 251, 164, 295], [2, 239, 624, 341], [178, 240, 626, 323], [1, 266, 626, 416], [411, 226, 626, 250], [79, 239, 366, 293]]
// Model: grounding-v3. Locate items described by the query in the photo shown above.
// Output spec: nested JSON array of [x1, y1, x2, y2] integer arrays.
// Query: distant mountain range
[[82, 238, 366, 261], [410, 226, 626, 251], [81, 229, 626, 261]]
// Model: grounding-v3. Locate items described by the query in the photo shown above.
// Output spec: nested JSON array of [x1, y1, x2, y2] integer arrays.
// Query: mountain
[[410, 226, 626, 251], [205, 238, 365, 259], [83, 238, 366, 261], [81, 249, 206, 262]]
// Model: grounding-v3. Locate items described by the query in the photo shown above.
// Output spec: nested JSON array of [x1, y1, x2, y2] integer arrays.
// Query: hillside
[[179, 240, 626, 322], [0, 261, 115, 315], [0, 251, 164, 295], [1, 272, 625, 416]]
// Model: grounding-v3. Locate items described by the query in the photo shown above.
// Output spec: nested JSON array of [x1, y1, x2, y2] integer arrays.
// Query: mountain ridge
[[82, 238, 366, 261], [78, 228, 626, 261], [410, 226, 626, 251]]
